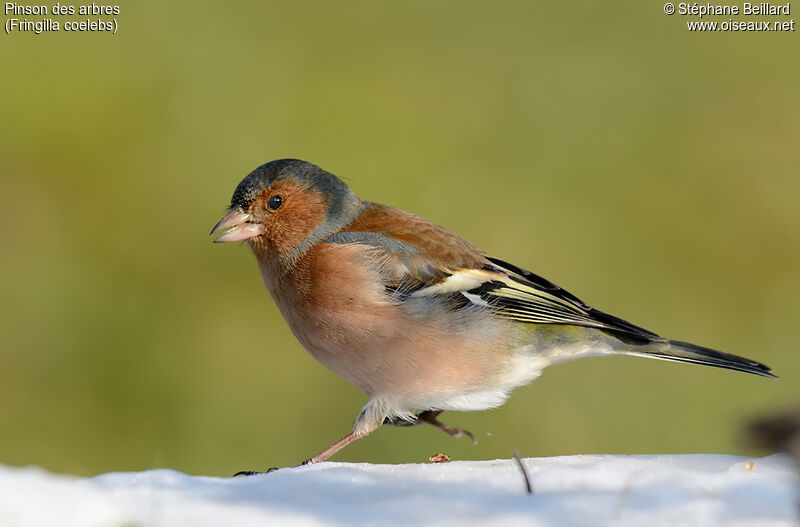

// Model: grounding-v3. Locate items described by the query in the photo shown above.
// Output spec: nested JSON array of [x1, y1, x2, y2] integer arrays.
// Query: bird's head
[[211, 159, 362, 260]]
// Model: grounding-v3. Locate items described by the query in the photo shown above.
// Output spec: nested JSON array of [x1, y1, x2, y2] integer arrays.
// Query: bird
[[211, 158, 776, 467]]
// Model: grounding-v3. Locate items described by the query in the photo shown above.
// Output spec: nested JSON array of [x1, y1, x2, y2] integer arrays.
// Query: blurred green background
[[1, 1, 797, 477]]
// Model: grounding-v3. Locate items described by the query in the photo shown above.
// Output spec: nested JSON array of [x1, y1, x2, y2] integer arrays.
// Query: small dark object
[[512, 451, 533, 495], [745, 406, 800, 466]]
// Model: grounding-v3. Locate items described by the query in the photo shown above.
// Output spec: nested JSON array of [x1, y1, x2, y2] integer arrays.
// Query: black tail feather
[[629, 340, 777, 379]]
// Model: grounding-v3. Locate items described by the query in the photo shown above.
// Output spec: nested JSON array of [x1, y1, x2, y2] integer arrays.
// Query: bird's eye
[[267, 195, 284, 210]]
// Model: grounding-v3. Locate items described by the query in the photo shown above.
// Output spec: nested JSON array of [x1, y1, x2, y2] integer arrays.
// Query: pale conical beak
[[210, 209, 264, 243]]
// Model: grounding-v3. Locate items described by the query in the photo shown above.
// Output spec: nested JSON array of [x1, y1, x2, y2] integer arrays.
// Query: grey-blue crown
[[229, 159, 359, 225], [229, 159, 346, 208]]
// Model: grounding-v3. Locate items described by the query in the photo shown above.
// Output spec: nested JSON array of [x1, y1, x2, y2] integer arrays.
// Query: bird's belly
[[259, 243, 576, 413], [278, 292, 542, 410]]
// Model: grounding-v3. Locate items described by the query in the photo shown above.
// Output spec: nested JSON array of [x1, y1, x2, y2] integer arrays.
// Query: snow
[[1, 455, 797, 527]]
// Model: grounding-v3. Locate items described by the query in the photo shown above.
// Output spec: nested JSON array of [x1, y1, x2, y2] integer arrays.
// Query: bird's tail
[[625, 339, 777, 379]]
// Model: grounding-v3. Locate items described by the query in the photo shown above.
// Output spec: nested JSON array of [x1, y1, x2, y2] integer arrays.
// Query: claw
[[425, 417, 477, 445], [447, 426, 477, 445], [232, 467, 279, 477]]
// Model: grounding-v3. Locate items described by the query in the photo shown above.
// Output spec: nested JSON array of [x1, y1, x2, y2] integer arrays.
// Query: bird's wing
[[323, 230, 459, 298], [327, 202, 490, 296], [440, 257, 660, 341], [327, 202, 659, 341]]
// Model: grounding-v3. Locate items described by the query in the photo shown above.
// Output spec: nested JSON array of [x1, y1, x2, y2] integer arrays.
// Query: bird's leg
[[300, 430, 366, 465], [385, 410, 476, 444], [299, 400, 388, 465], [418, 410, 476, 444], [233, 426, 373, 475]]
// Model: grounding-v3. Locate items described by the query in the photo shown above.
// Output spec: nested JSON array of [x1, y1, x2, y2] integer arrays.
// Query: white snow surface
[[1, 454, 797, 527]]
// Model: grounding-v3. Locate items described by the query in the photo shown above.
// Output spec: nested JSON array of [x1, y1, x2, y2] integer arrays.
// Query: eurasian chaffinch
[[211, 159, 775, 467]]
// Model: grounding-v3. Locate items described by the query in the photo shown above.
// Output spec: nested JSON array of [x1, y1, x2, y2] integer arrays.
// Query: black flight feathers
[[482, 256, 661, 344]]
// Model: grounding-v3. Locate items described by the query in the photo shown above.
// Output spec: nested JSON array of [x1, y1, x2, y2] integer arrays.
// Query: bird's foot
[[431, 421, 476, 444], [232, 467, 279, 477], [385, 410, 477, 445], [421, 414, 477, 445]]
